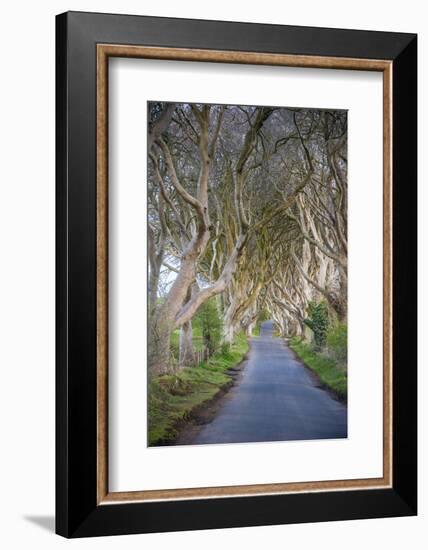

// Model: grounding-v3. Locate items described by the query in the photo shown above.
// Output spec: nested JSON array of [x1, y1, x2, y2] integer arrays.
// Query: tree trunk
[[277, 316, 288, 338], [148, 266, 160, 318], [148, 317, 172, 376], [246, 320, 256, 337], [223, 321, 236, 345], [179, 321, 194, 367], [293, 319, 304, 337], [223, 296, 238, 344]]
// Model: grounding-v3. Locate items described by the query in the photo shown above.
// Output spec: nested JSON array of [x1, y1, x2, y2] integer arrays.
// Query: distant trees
[[148, 102, 347, 374]]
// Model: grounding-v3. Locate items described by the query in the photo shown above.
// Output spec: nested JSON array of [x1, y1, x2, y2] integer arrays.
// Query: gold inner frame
[[96, 44, 393, 504]]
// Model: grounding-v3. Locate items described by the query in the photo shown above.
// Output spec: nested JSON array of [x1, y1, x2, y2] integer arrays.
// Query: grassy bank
[[289, 337, 347, 401], [148, 333, 249, 446]]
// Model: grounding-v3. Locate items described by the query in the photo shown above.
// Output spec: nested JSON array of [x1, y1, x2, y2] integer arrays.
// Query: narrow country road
[[182, 320, 347, 445]]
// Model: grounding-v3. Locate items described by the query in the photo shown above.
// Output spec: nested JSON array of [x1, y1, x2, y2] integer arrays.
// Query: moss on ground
[[148, 333, 249, 446], [289, 337, 347, 401]]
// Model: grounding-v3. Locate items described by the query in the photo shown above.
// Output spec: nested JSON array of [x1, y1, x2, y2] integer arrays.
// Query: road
[[181, 320, 347, 445]]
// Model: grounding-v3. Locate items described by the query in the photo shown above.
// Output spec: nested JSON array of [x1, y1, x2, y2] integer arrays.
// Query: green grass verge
[[289, 337, 347, 401], [148, 333, 249, 446]]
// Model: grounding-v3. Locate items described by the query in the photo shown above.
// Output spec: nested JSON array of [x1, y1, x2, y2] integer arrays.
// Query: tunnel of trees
[[148, 101, 348, 377]]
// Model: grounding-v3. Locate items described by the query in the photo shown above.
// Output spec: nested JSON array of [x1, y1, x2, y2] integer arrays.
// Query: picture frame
[[56, 10, 417, 538]]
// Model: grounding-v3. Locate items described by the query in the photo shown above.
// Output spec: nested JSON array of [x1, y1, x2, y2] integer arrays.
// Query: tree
[[147, 103, 348, 374]]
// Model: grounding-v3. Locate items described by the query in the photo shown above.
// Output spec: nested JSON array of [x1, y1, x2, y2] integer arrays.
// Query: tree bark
[[246, 320, 256, 337], [179, 321, 194, 367]]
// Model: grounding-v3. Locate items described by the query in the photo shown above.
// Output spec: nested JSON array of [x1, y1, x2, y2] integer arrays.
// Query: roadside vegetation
[[289, 300, 347, 401], [148, 332, 248, 445], [148, 298, 250, 445]]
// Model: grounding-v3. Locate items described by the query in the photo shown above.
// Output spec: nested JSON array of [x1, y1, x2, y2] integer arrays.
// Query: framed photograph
[[56, 11, 417, 537]]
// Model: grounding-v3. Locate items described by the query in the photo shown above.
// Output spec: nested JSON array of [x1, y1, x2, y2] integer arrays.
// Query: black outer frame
[[56, 11, 417, 538]]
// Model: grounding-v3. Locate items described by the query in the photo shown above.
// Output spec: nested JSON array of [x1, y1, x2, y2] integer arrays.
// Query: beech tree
[[147, 102, 347, 373]]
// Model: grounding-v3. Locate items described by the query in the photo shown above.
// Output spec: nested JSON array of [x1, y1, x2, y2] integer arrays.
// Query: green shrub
[[170, 298, 221, 363], [326, 323, 347, 364], [304, 300, 329, 349], [193, 298, 222, 355]]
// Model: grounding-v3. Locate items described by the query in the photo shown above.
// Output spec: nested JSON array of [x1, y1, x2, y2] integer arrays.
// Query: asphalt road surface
[[185, 320, 347, 445]]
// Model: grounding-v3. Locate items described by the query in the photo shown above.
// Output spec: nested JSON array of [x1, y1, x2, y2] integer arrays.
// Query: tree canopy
[[147, 102, 347, 374]]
